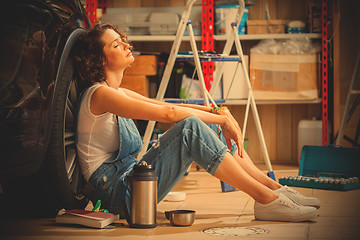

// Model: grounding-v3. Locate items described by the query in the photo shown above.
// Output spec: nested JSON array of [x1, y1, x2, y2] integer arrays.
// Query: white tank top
[[77, 84, 119, 181]]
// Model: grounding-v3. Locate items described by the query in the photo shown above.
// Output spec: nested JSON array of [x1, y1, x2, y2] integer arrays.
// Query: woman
[[73, 23, 319, 222]]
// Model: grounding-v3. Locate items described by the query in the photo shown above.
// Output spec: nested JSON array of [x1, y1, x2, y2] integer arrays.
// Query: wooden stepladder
[[138, 0, 275, 180], [335, 53, 360, 147]]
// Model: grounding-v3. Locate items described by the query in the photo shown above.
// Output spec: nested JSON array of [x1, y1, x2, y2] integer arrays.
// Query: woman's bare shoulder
[[93, 85, 126, 97], [90, 85, 126, 115]]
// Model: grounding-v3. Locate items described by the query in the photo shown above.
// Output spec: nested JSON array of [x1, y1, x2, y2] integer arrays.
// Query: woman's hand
[[218, 107, 244, 157], [220, 116, 244, 158], [219, 107, 241, 132]]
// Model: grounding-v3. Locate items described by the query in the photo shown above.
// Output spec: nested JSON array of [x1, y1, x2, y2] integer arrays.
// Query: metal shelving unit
[[224, 98, 322, 105], [128, 33, 321, 42], [128, 32, 323, 106]]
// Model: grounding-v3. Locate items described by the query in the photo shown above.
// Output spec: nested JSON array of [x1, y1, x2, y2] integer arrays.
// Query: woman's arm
[[122, 88, 241, 132], [93, 86, 219, 123], [93, 86, 244, 156], [121, 88, 167, 106], [122, 88, 211, 112]]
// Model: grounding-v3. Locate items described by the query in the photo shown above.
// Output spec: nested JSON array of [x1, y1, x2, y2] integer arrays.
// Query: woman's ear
[[101, 55, 108, 68]]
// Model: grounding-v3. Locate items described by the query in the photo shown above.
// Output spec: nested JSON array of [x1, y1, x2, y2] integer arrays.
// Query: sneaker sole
[[255, 209, 318, 222]]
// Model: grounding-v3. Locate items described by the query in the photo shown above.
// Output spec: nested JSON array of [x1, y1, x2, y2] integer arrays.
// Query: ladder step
[[176, 54, 242, 62], [351, 90, 360, 95], [164, 98, 226, 105]]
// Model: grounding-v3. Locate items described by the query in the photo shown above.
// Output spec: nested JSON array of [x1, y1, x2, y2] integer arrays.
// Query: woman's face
[[101, 28, 134, 71]]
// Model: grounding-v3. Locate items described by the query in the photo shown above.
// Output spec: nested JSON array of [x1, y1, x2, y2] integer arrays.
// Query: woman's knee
[[182, 116, 202, 124], [181, 116, 205, 130]]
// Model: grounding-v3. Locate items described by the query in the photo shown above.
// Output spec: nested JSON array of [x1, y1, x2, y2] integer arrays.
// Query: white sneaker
[[254, 193, 318, 222], [275, 185, 320, 208]]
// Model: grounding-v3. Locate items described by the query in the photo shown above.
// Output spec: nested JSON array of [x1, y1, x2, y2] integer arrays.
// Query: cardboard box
[[247, 20, 287, 34], [121, 55, 158, 97], [124, 55, 157, 75], [222, 55, 249, 100], [121, 75, 149, 97], [249, 53, 319, 100]]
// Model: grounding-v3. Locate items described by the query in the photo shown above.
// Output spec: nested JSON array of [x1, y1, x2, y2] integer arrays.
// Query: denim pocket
[[101, 163, 120, 189], [89, 163, 120, 192]]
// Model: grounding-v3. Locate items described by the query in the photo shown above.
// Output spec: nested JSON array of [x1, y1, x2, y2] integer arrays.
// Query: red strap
[[202, 0, 214, 91], [86, 0, 97, 26], [321, 0, 329, 145]]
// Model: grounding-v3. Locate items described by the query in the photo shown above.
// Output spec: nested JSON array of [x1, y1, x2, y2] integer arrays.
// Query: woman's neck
[[104, 70, 124, 89]]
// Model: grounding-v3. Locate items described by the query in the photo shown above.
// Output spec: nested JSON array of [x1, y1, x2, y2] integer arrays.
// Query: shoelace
[[284, 186, 300, 194], [279, 199, 300, 209]]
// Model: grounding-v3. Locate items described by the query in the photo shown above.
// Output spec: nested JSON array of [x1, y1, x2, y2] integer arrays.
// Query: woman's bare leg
[[233, 151, 282, 190], [213, 153, 318, 222], [232, 151, 321, 208], [214, 152, 278, 204]]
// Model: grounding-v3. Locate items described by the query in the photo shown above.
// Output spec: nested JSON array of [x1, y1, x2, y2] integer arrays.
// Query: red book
[[56, 209, 119, 228]]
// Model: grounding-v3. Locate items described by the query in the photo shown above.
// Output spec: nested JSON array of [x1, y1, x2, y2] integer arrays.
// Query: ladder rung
[[176, 54, 242, 62], [351, 90, 360, 95], [164, 98, 226, 105]]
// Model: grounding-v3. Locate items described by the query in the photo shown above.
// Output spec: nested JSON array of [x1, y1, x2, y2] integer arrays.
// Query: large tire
[[0, 60, 88, 218], [43, 59, 88, 214]]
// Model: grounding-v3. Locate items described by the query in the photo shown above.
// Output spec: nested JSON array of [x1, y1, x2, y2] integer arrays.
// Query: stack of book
[[56, 209, 119, 228]]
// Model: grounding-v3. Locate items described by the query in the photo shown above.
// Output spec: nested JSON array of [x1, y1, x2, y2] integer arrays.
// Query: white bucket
[[215, 5, 248, 35], [298, 119, 322, 163]]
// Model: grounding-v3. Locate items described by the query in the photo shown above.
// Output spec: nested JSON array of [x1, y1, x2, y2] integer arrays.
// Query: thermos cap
[[133, 161, 154, 173], [131, 161, 158, 181]]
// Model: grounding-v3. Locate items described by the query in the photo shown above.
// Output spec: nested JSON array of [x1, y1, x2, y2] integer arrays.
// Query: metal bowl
[[165, 210, 195, 226]]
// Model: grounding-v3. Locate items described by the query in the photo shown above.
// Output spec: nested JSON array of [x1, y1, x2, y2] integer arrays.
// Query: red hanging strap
[[97, 0, 108, 14], [321, 0, 328, 146], [202, 0, 214, 91], [86, 0, 97, 26]]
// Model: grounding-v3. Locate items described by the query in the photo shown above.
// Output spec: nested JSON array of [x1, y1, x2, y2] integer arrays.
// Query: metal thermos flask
[[129, 161, 158, 228]]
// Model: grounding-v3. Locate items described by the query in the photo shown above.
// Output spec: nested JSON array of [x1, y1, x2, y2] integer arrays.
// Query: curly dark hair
[[72, 22, 131, 91]]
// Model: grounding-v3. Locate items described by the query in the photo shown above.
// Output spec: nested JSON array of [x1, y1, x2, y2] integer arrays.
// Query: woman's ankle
[[256, 192, 278, 205], [268, 181, 282, 191]]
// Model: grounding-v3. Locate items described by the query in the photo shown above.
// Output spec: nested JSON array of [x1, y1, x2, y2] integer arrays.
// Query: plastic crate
[[279, 145, 360, 191]]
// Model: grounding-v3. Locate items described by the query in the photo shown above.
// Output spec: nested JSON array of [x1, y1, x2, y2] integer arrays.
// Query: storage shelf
[[224, 98, 322, 105], [132, 31, 322, 106], [128, 35, 201, 41], [161, 98, 322, 105], [215, 33, 321, 40], [128, 33, 321, 42]]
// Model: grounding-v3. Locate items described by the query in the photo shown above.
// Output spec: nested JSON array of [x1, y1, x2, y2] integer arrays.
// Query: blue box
[[279, 145, 360, 191]]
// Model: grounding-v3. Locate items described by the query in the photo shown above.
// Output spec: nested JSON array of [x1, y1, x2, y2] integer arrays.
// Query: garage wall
[[332, 0, 360, 148], [103, 0, 359, 164]]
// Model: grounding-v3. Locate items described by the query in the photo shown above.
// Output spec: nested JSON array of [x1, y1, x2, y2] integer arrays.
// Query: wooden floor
[[1, 164, 360, 240]]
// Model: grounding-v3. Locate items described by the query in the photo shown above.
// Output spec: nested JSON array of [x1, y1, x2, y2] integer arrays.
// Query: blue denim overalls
[[87, 116, 141, 219], [79, 88, 238, 219]]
